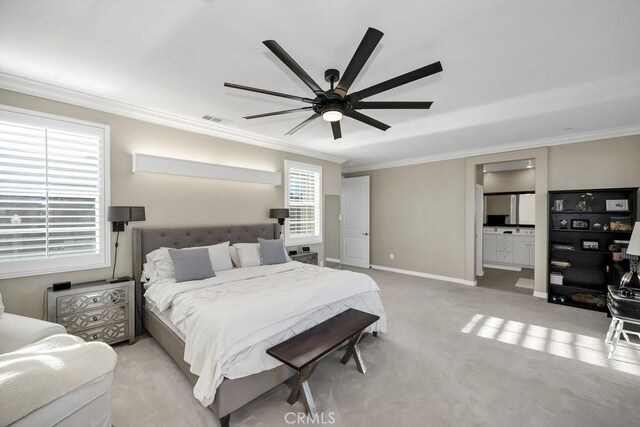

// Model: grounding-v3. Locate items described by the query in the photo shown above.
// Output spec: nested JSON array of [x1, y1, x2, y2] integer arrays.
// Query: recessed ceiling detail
[[224, 28, 442, 140]]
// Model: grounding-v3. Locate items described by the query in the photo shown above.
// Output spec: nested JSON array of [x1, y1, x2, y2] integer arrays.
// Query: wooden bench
[[266, 308, 380, 415]]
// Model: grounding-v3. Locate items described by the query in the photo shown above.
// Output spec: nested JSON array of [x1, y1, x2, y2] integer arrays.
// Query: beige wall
[[483, 169, 535, 193], [0, 89, 342, 318], [347, 159, 466, 278], [324, 195, 340, 260], [549, 136, 640, 190], [347, 135, 640, 294]]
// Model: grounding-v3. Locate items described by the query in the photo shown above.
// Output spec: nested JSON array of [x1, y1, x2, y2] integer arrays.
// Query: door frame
[[475, 184, 484, 276], [464, 148, 548, 297]]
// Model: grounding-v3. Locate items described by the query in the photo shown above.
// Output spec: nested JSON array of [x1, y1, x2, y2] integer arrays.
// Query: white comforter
[[144, 261, 387, 406]]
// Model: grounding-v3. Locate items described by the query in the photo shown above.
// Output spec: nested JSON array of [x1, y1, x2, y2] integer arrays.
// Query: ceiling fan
[[224, 27, 442, 140]]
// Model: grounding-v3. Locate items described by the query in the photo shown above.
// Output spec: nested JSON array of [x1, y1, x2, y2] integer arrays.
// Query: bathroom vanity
[[483, 226, 535, 270]]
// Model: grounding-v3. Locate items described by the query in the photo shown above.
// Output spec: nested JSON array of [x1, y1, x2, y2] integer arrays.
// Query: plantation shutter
[[0, 110, 106, 275], [285, 161, 322, 245]]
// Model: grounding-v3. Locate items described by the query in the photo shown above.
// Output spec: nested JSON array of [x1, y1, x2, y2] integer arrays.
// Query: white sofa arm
[[0, 313, 66, 354]]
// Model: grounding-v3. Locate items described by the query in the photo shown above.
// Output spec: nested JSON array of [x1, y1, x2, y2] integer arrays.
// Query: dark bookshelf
[[547, 187, 638, 312]]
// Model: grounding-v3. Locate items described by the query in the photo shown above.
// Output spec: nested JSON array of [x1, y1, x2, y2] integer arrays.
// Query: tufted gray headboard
[[132, 223, 277, 335]]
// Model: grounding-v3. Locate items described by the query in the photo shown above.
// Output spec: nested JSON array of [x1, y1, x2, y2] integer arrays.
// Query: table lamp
[[621, 221, 640, 289], [269, 208, 289, 239]]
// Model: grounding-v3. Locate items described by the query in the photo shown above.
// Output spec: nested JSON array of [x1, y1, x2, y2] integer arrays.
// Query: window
[[284, 160, 322, 246], [0, 106, 110, 279]]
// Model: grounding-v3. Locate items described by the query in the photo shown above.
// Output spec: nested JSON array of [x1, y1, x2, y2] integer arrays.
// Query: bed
[[132, 224, 387, 426]]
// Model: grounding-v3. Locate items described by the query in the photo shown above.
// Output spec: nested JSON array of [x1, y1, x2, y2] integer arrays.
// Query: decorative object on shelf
[[552, 200, 565, 212], [593, 223, 603, 230], [269, 208, 290, 239], [550, 272, 564, 285], [606, 199, 630, 212], [581, 240, 600, 251], [551, 243, 575, 251], [608, 244, 621, 252], [610, 216, 633, 231], [571, 219, 590, 230], [559, 219, 569, 229], [603, 224, 610, 231], [571, 293, 598, 305], [551, 259, 571, 268], [576, 193, 594, 212], [620, 222, 640, 289], [107, 206, 146, 282]]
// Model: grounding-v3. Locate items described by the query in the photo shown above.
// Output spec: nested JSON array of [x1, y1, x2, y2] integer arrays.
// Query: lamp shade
[[108, 206, 146, 222], [269, 208, 289, 219], [628, 222, 640, 256]]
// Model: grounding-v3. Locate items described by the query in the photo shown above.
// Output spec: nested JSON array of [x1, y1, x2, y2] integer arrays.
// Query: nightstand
[[46, 279, 135, 345], [290, 251, 318, 265]]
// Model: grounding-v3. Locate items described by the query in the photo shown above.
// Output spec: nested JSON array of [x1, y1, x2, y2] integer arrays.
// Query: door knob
[[363, 232, 369, 236]]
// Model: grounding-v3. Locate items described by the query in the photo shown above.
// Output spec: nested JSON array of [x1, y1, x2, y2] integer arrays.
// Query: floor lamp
[[107, 206, 146, 283]]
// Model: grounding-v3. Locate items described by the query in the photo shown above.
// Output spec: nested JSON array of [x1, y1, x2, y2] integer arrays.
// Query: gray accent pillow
[[168, 248, 215, 282], [258, 238, 287, 265]]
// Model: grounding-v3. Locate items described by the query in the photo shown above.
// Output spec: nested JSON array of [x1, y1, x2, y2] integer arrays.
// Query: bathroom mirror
[[484, 192, 535, 226]]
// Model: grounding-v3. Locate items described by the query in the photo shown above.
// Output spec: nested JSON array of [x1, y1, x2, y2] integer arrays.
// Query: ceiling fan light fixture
[[322, 110, 343, 122]]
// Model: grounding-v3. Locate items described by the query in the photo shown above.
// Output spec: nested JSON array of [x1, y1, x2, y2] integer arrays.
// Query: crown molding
[[0, 72, 346, 164], [343, 124, 640, 173]]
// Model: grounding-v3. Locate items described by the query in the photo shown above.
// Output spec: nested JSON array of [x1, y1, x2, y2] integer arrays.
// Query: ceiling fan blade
[[353, 101, 433, 109], [285, 113, 321, 135], [348, 61, 443, 102], [263, 40, 327, 98], [334, 27, 384, 98], [224, 83, 315, 103], [244, 107, 314, 120], [344, 110, 390, 131], [331, 121, 342, 140]]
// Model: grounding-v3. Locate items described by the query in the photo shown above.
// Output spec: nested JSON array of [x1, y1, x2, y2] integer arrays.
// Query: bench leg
[[341, 329, 367, 374], [287, 363, 318, 415]]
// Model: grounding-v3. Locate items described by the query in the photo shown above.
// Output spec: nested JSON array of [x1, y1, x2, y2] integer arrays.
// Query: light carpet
[[112, 266, 640, 427]]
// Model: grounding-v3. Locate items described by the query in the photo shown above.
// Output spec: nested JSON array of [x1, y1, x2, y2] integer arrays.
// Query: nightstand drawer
[[72, 321, 128, 344], [290, 252, 318, 265], [58, 304, 127, 332], [57, 287, 128, 316]]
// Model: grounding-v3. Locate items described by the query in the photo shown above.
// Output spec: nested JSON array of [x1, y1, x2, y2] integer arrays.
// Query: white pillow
[[0, 292, 4, 315], [233, 243, 262, 268], [208, 241, 233, 272], [229, 246, 240, 268], [146, 247, 174, 281]]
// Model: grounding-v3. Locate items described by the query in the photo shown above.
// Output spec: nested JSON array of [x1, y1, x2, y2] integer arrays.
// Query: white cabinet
[[483, 228, 534, 269], [483, 234, 497, 262]]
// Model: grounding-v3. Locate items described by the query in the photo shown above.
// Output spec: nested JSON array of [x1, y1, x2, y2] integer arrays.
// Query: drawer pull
[[92, 334, 98, 339], [92, 316, 98, 321], [92, 297, 98, 303]]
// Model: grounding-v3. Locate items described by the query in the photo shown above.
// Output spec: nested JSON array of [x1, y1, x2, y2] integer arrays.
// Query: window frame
[[284, 160, 323, 246], [0, 104, 111, 279]]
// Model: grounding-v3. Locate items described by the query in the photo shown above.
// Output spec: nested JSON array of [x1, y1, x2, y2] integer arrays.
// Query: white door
[[475, 184, 484, 276], [341, 176, 370, 268]]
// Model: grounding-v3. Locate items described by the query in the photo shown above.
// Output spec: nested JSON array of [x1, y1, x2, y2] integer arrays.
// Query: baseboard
[[533, 291, 548, 299], [370, 264, 477, 287], [483, 263, 522, 272], [325, 257, 341, 263]]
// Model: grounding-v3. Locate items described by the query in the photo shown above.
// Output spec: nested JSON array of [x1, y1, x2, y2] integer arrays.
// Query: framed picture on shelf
[[571, 219, 590, 230], [610, 216, 633, 231], [606, 199, 629, 212], [581, 240, 600, 251], [559, 219, 569, 229]]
